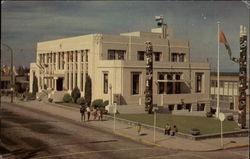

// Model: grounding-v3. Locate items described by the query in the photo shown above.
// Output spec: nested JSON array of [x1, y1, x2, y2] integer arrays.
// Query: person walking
[[97, 108, 101, 120], [86, 106, 91, 121], [136, 122, 142, 136], [100, 107, 104, 121], [164, 123, 171, 135], [80, 105, 86, 122], [171, 125, 178, 136]]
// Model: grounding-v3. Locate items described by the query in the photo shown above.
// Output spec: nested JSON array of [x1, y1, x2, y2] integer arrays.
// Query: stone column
[[73, 51, 76, 89], [174, 104, 178, 110], [77, 51, 81, 90], [54, 77, 58, 91], [37, 74, 41, 92], [83, 50, 87, 93], [60, 52, 63, 70], [204, 102, 211, 112], [41, 75, 44, 90], [69, 52, 72, 91], [29, 71, 34, 93], [191, 103, 198, 112], [56, 52, 59, 70], [65, 52, 69, 90]]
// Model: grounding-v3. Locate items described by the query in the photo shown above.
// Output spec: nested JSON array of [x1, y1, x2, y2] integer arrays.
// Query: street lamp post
[[1, 43, 14, 103]]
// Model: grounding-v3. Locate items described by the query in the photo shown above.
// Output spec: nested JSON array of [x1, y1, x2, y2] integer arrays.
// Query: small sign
[[113, 103, 117, 113], [219, 113, 225, 121]]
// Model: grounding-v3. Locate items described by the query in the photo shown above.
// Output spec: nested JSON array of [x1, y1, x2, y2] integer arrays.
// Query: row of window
[[103, 72, 203, 95], [211, 80, 238, 88], [171, 53, 185, 62], [39, 50, 88, 65], [107, 49, 186, 62]]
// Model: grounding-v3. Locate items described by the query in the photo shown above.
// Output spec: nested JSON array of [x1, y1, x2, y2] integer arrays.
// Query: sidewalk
[[1, 97, 249, 152]]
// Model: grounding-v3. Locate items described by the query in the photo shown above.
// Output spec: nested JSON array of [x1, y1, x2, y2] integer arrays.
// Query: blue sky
[[1, 1, 249, 72]]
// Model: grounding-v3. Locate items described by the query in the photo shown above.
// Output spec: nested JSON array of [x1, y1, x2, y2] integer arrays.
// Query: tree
[[17, 66, 25, 76], [71, 87, 81, 103], [92, 99, 103, 108], [32, 76, 38, 96], [84, 74, 92, 106]]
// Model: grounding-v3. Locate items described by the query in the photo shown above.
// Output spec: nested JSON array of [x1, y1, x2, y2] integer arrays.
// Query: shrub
[[26, 92, 36, 100], [190, 128, 200, 136], [71, 87, 81, 103], [77, 97, 85, 105], [32, 76, 38, 96], [48, 98, 53, 103], [63, 93, 72, 103], [227, 115, 234, 121], [206, 112, 213, 118], [102, 100, 109, 107], [92, 99, 103, 108], [84, 75, 92, 106]]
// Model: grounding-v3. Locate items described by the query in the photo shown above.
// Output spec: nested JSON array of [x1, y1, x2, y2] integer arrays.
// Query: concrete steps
[[50, 91, 67, 102]]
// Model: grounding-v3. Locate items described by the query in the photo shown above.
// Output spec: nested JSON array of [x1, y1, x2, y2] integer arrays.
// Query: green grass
[[116, 114, 240, 135], [58, 102, 80, 108]]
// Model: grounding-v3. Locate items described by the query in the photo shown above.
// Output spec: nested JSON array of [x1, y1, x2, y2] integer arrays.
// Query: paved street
[[0, 100, 249, 159]]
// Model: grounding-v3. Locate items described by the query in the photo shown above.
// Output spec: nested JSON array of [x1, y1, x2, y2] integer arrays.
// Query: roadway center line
[[32, 147, 155, 159]]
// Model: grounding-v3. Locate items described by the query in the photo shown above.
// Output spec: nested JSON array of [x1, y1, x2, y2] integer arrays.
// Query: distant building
[[0, 65, 17, 91], [210, 72, 249, 112], [29, 27, 211, 114], [0, 65, 29, 94]]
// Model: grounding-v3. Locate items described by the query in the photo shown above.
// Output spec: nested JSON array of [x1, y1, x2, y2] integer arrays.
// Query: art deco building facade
[[29, 28, 211, 113]]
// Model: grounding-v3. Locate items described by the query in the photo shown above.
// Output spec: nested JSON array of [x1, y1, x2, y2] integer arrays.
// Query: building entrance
[[56, 78, 64, 91]]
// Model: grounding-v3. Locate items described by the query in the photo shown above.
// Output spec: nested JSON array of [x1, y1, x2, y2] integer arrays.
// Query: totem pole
[[145, 41, 153, 114], [238, 25, 247, 129], [231, 25, 248, 129]]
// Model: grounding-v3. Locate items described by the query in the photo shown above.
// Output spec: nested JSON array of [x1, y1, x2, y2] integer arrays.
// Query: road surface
[[1, 101, 248, 159]]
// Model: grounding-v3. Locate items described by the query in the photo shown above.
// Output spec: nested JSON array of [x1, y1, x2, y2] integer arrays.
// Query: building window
[[108, 50, 126, 60], [196, 73, 203, 93], [75, 51, 78, 62], [175, 82, 181, 94], [154, 52, 161, 61], [167, 74, 173, 80], [167, 82, 173, 94], [179, 53, 185, 62], [158, 82, 164, 94], [171, 53, 178, 62], [131, 72, 140, 95], [86, 51, 88, 62], [117, 50, 125, 60], [175, 74, 181, 80], [103, 73, 108, 94], [197, 104, 205, 111], [137, 51, 145, 61], [211, 80, 217, 87], [81, 50, 84, 62], [219, 81, 224, 87]]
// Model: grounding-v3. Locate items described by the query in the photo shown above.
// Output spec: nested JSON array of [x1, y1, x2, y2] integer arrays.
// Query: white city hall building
[[29, 27, 211, 114]]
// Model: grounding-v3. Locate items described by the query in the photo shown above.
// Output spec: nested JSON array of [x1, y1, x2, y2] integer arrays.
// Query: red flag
[[69, 55, 73, 62], [219, 31, 232, 59]]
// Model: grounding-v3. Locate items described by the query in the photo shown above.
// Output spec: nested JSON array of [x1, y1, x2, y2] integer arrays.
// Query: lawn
[[116, 114, 241, 135], [58, 102, 80, 108]]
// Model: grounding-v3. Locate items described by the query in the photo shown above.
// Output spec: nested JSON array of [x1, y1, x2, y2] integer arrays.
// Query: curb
[[223, 144, 249, 150], [114, 131, 161, 147]]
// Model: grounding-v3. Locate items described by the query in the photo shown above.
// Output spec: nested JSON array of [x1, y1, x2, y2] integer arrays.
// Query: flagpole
[[216, 21, 220, 118]]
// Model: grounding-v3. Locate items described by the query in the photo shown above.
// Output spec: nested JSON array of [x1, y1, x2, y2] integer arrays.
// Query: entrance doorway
[[56, 78, 64, 91]]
